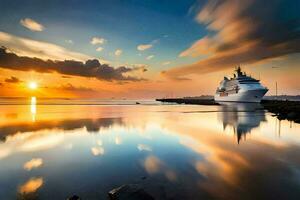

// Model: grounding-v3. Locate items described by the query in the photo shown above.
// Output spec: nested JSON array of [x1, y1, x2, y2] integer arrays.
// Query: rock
[[108, 184, 154, 200], [67, 195, 81, 200], [287, 112, 297, 119]]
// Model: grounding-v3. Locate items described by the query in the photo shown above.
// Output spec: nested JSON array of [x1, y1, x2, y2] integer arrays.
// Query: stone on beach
[[108, 184, 154, 200]]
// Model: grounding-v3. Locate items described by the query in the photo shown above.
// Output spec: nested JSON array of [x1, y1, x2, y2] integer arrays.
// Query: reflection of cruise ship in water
[[214, 67, 268, 103], [218, 103, 266, 143]]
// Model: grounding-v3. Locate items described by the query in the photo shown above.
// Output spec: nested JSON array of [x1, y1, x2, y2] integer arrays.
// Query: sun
[[28, 81, 38, 90]]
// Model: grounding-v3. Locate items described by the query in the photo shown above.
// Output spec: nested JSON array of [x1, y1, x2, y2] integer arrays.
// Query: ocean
[[0, 98, 300, 199]]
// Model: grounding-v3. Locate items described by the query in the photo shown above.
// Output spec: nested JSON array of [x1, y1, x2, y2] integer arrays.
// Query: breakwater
[[156, 98, 218, 105], [156, 98, 300, 123]]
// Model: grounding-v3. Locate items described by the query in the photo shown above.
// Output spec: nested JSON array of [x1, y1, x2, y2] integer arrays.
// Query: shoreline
[[156, 98, 300, 123]]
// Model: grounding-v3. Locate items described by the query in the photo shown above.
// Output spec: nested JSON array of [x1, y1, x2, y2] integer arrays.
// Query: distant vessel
[[214, 67, 268, 103]]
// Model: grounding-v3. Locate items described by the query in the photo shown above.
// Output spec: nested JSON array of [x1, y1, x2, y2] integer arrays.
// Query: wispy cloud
[[165, 0, 300, 79], [115, 49, 122, 56], [65, 39, 73, 44], [162, 61, 171, 65], [137, 37, 163, 51], [131, 64, 148, 72], [20, 18, 44, 32], [146, 55, 154, 60], [0, 31, 91, 61], [96, 47, 104, 52], [56, 83, 96, 92], [137, 44, 153, 51], [91, 37, 106, 45]]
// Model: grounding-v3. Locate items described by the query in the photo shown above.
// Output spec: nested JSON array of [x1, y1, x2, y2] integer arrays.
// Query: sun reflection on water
[[30, 97, 36, 122]]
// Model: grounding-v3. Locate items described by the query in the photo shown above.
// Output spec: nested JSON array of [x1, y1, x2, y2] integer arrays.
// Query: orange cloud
[[20, 18, 44, 32], [137, 44, 153, 51], [165, 0, 300, 79]]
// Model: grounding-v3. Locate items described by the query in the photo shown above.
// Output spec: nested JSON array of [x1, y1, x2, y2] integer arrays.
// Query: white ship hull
[[214, 89, 268, 103]]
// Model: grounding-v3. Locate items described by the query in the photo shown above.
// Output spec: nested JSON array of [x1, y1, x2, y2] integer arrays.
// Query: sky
[[0, 0, 299, 98]]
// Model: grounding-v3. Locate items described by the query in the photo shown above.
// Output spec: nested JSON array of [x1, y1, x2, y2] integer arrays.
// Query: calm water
[[0, 99, 300, 200]]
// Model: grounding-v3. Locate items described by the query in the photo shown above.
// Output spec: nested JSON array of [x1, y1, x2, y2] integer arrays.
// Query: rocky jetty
[[156, 98, 300, 123], [261, 100, 300, 123]]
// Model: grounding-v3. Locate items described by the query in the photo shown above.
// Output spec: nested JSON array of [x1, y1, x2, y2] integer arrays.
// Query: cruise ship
[[214, 67, 268, 103]]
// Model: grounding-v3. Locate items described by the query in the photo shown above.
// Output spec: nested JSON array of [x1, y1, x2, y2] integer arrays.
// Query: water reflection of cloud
[[175, 121, 300, 199], [142, 155, 178, 182], [0, 148, 10, 159], [0, 105, 299, 199], [97, 139, 103, 146], [180, 136, 249, 186], [64, 143, 73, 150], [19, 177, 43, 194], [0, 117, 123, 160], [0, 129, 74, 160], [115, 136, 122, 145], [165, 170, 177, 182], [0, 117, 123, 142], [143, 155, 163, 174], [137, 144, 152, 152], [20, 131, 64, 152], [24, 158, 43, 171], [5, 113, 18, 119], [91, 147, 104, 156]]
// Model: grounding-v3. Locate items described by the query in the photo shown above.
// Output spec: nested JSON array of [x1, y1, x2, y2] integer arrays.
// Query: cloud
[[146, 55, 154, 60], [5, 76, 21, 83], [160, 70, 191, 81], [115, 49, 122, 56], [165, 0, 300, 78], [137, 44, 153, 51], [0, 47, 146, 82], [91, 37, 106, 45], [56, 83, 96, 92], [0, 31, 91, 61], [61, 75, 71, 78], [132, 64, 148, 72], [96, 47, 103, 52], [65, 39, 73, 44], [162, 61, 171, 65], [20, 18, 44, 32]]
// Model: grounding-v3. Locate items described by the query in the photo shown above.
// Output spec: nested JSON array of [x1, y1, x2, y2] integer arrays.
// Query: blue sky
[[0, 0, 206, 70]]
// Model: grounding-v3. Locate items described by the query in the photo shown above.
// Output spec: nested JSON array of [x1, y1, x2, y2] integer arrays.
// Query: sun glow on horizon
[[28, 82, 38, 90]]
